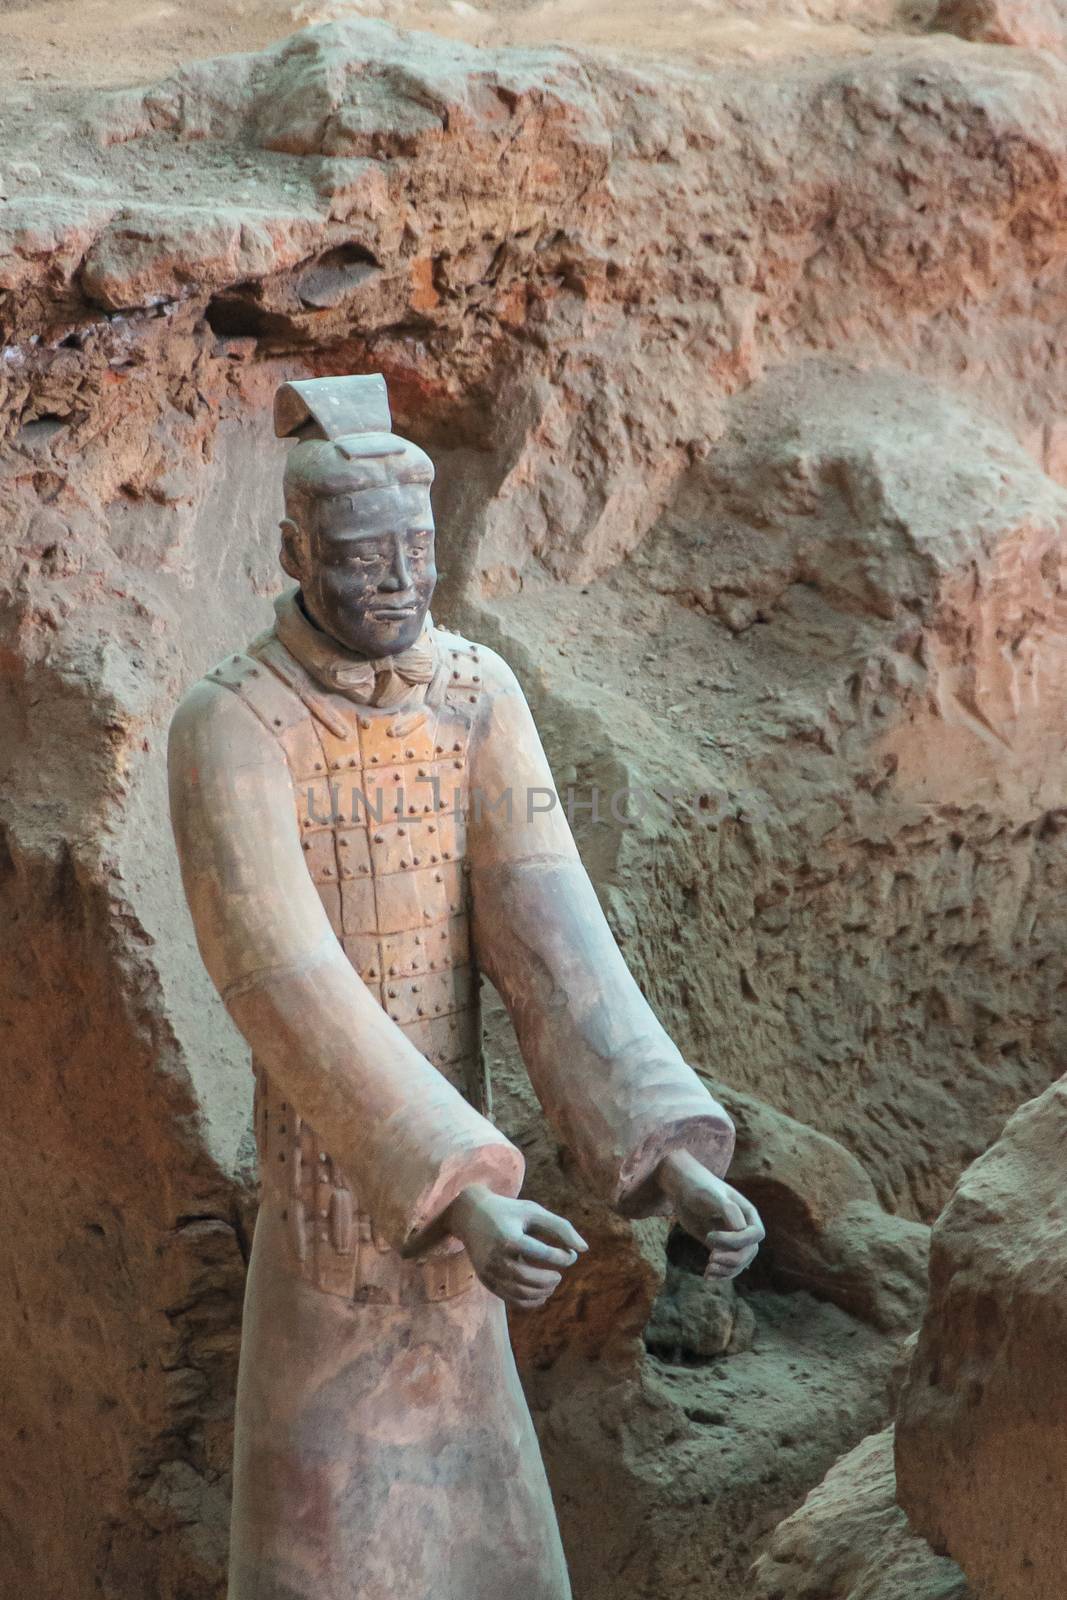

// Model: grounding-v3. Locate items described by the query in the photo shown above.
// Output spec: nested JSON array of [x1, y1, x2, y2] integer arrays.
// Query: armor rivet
[[370, 754, 379, 763], [374, 834, 384, 844], [405, 749, 415, 759], [315, 762, 323, 771], [453, 743, 462, 752], [393, 773, 402, 783], [348, 757, 357, 767], [303, 840, 311, 851], [361, 865, 369, 874], [430, 854, 438, 864], [452, 671, 460, 680], [409, 805, 418, 815], [434, 1003, 442, 1014], [339, 838, 349, 848], [273, 717, 283, 727], [440, 931, 447, 940], [473, 676, 480, 683], [417, 1007, 424, 1017], [388, 965, 397, 975], [412, 857, 421, 866], [414, 935, 421, 944], [434, 873, 443, 883], [368, 968, 377, 978], [398, 827, 406, 837], [439, 800, 448, 810], [453, 760, 462, 769], [429, 960, 436, 970], [400, 861, 408, 869], [435, 746, 444, 754], [442, 850, 451, 860], [427, 824, 436, 833], [468, 695, 476, 703], [390, 1013, 399, 1021], [418, 768, 427, 778], [343, 869, 352, 879], [412, 984, 419, 993], [360, 718, 370, 729], [320, 1153, 328, 1162]]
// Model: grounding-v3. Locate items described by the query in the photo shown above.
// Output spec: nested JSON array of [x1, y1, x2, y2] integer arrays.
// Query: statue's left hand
[[444, 1184, 588, 1308], [657, 1148, 765, 1279]]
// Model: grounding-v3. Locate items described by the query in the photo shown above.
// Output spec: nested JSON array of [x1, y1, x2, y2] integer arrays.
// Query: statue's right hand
[[445, 1184, 588, 1309]]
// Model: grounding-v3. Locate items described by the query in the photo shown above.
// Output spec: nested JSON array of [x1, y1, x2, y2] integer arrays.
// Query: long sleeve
[[168, 678, 524, 1253], [466, 653, 734, 1217]]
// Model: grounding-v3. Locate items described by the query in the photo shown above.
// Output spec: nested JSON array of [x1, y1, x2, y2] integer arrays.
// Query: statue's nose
[[379, 536, 413, 593]]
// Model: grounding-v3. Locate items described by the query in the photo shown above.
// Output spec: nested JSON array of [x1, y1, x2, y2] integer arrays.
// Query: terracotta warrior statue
[[168, 374, 764, 1600]]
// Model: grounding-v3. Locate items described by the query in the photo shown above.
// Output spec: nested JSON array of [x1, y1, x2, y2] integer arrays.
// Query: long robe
[[168, 591, 734, 1600]]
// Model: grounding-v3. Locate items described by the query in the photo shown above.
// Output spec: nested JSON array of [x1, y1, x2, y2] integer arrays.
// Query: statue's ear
[[279, 516, 305, 581]]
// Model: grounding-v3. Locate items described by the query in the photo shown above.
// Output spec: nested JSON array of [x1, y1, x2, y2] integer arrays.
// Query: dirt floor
[[0, 0, 931, 88]]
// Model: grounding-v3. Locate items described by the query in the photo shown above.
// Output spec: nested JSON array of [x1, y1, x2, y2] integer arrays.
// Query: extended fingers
[[506, 1262, 563, 1293], [482, 1250, 564, 1303], [511, 1234, 578, 1270], [704, 1222, 765, 1253], [523, 1205, 588, 1256], [486, 1266, 560, 1308], [506, 1286, 556, 1309], [705, 1243, 760, 1280]]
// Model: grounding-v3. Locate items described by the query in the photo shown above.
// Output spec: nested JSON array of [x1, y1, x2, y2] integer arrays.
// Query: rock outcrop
[[934, 0, 1067, 56], [896, 1078, 1067, 1598], [4, 10, 1067, 1599], [753, 1429, 973, 1600]]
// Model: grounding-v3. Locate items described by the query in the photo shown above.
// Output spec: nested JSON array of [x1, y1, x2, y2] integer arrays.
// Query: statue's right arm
[[167, 678, 524, 1254]]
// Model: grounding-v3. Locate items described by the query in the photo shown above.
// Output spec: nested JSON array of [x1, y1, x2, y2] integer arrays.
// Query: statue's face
[[294, 480, 437, 657]]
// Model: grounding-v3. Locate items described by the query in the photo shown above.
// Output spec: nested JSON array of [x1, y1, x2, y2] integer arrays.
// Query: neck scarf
[[274, 589, 437, 708]]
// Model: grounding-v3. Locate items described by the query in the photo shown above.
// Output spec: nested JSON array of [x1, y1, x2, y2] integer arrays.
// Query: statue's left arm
[[466, 651, 738, 1222]]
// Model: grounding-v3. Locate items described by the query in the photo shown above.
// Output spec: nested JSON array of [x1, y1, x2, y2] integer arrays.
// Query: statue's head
[[275, 374, 436, 658]]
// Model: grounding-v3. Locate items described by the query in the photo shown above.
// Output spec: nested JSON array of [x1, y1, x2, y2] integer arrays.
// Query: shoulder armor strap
[[252, 636, 353, 739], [205, 649, 309, 739], [435, 630, 486, 698]]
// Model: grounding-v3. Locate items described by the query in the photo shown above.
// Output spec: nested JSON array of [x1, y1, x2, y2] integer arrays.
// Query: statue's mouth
[[370, 603, 417, 620]]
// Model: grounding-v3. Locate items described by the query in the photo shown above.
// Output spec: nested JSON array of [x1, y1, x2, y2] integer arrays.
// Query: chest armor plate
[[209, 629, 487, 1304]]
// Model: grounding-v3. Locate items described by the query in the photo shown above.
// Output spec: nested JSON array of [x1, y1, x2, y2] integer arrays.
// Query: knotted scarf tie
[[273, 589, 439, 708], [325, 641, 437, 707]]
